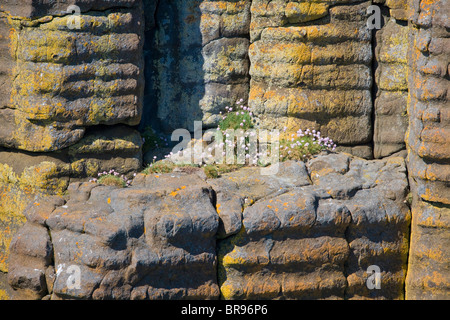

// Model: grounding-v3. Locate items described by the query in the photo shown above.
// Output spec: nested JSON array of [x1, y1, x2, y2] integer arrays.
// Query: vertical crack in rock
[[342, 211, 353, 299]]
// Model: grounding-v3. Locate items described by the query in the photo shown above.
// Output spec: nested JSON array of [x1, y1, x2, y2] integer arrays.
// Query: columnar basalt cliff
[[0, 0, 448, 300]]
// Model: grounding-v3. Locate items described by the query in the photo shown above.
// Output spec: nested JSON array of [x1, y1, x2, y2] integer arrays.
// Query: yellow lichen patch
[[285, 2, 329, 24], [86, 98, 116, 125], [0, 164, 18, 184], [8, 25, 19, 59], [222, 252, 247, 268], [0, 289, 9, 300], [10, 111, 65, 152], [19, 162, 69, 195], [220, 282, 238, 300], [420, 271, 450, 290], [251, 41, 311, 65], [205, 42, 248, 82], [0, 185, 28, 272], [0, 159, 71, 272]]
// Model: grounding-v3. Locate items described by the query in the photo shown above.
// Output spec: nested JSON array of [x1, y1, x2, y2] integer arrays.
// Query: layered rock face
[[145, 0, 380, 159], [7, 154, 411, 300], [0, 1, 145, 276], [1, 0, 449, 301], [405, 0, 450, 300], [248, 1, 373, 158], [8, 173, 220, 300], [218, 154, 410, 300], [143, 0, 414, 160], [0, 1, 144, 152]]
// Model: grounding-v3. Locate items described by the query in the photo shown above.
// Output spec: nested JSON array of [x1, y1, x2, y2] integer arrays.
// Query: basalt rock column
[[248, 0, 374, 159], [405, 0, 450, 300], [7, 155, 411, 300], [0, 3, 144, 151], [373, 3, 409, 159], [0, 0, 145, 289]]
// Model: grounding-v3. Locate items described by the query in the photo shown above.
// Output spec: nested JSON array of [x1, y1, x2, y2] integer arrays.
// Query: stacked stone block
[[8, 173, 220, 300]]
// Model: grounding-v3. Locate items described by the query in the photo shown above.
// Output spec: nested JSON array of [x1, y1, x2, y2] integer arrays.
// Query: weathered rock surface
[[0, 125, 142, 277], [0, 0, 145, 280], [9, 172, 220, 300], [374, 16, 409, 158], [0, 2, 144, 152], [219, 154, 410, 300], [208, 160, 311, 238], [405, 0, 450, 300], [0, 0, 448, 301], [146, 0, 251, 132], [1, 1, 141, 19], [8, 154, 411, 300], [248, 1, 373, 156]]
